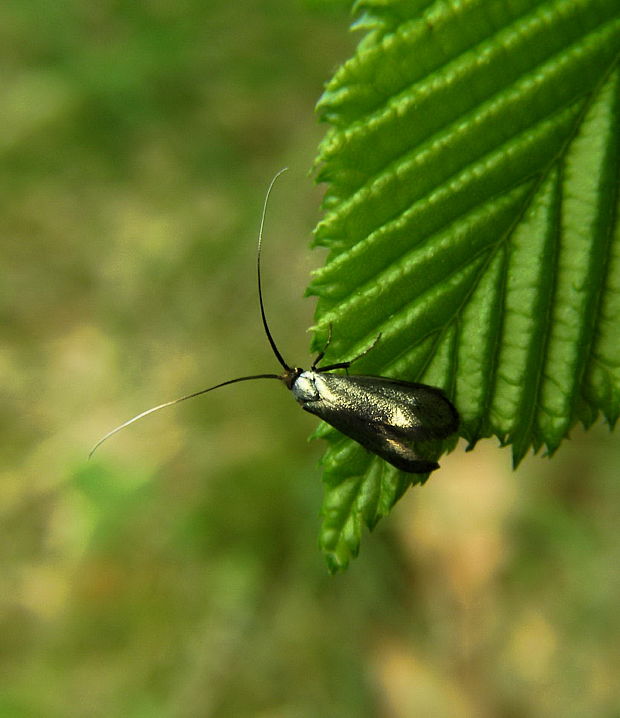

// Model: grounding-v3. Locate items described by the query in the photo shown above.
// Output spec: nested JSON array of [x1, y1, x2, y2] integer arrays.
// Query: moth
[[90, 169, 459, 472]]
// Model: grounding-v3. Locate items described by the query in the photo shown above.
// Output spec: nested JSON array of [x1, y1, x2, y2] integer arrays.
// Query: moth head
[[289, 370, 320, 402]]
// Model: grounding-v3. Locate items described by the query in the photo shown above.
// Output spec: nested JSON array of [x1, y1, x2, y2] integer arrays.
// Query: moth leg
[[317, 332, 382, 373], [311, 323, 333, 369]]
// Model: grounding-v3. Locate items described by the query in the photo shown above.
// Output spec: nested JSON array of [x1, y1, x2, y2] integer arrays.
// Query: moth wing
[[303, 395, 439, 473], [350, 375, 458, 438], [372, 426, 440, 473], [314, 374, 458, 440], [301, 373, 458, 473]]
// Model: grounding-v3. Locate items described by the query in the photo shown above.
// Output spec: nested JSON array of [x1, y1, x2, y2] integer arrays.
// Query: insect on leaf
[[311, 0, 620, 570]]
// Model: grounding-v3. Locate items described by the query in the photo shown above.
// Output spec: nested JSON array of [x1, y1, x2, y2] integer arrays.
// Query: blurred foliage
[[1, 1, 619, 716]]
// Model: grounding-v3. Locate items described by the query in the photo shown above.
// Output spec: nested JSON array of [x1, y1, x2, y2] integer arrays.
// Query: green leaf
[[311, 0, 620, 570]]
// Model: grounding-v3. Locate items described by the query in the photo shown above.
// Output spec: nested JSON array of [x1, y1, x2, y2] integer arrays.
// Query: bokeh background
[[2, 1, 619, 716]]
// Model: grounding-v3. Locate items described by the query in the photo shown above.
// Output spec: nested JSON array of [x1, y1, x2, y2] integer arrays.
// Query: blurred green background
[[2, 1, 619, 716]]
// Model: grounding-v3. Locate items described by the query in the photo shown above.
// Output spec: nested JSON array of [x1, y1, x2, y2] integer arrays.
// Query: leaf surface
[[311, 0, 620, 570]]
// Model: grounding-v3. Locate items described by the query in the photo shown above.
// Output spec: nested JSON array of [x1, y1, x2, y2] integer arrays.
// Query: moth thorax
[[291, 371, 320, 403]]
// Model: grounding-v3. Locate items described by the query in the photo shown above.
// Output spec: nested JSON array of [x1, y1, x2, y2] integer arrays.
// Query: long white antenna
[[88, 373, 280, 458], [257, 167, 289, 369], [89, 168, 290, 458]]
